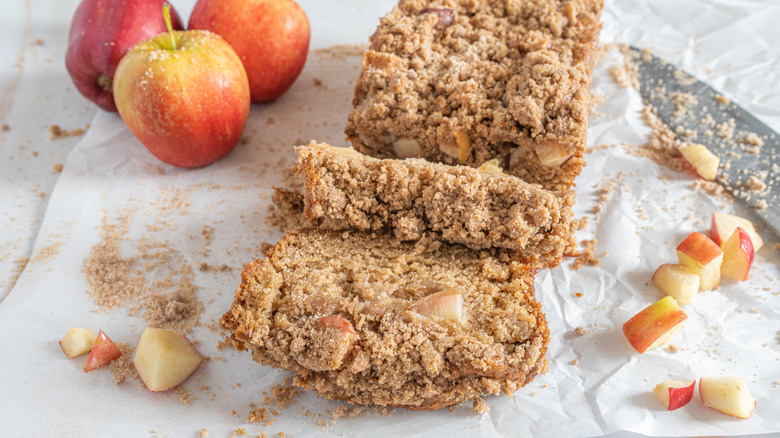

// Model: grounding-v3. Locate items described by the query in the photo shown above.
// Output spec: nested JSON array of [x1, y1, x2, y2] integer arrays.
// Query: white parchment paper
[[1, 1, 779, 436]]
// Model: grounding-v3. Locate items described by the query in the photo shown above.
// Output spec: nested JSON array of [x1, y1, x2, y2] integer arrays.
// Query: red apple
[[720, 227, 755, 281], [623, 296, 687, 354], [66, 0, 183, 112], [84, 330, 121, 372], [676, 232, 723, 291], [699, 377, 756, 419], [189, 0, 310, 102], [653, 380, 695, 410], [113, 8, 250, 168], [710, 212, 763, 251], [651, 264, 699, 306]]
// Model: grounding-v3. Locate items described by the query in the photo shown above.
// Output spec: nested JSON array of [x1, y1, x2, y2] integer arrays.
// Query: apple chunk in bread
[[676, 232, 723, 291], [710, 212, 763, 251], [623, 296, 687, 354], [720, 227, 755, 281], [84, 329, 122, 372], [699, 377, 756, 419], [652, 264, 700, 306], [133, 327, 202, 392], [653, 380, 695, 410], [60, 327, 97, 359], [679, 143, 719, 180], [410, 288, 464, 322]]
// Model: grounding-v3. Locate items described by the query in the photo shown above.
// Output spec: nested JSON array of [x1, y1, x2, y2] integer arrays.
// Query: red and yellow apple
[[623, 296, 687, 354], [66, 0, 183, 112], [189, 0, 310, 102], [652, 264, 700, 306], [720, 227, 755, 281], [113, 8, 250, 168], [653, 380, 695, 410], [84, 330, 122, 372], [710, 212, 763, 251], [133, 326, 202, 392], [699, 377, 756, 419], [60, 327, 97, 359], [676, 232, 723, 291], [679, 143, 719, 181]]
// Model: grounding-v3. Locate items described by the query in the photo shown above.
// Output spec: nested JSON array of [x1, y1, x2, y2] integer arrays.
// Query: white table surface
[[1, 1, 778, 437]]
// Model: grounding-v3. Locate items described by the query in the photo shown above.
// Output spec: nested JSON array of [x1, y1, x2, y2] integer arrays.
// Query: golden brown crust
[[345, 0, 603, 190], [295, 142, 576, 268], [221, 229, 549, 410]]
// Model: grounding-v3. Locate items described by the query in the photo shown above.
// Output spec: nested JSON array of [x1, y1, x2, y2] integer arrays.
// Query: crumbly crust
[[345, 0, 603, 190], [295, 142, 576, 267], [221, 229, 549, 410]]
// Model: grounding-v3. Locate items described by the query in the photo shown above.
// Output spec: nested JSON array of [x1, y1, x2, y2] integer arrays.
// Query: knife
[[629, 46, 780, 239]]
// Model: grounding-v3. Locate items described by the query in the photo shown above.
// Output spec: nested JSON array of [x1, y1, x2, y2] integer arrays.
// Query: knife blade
[[629, 46, 779, 239]]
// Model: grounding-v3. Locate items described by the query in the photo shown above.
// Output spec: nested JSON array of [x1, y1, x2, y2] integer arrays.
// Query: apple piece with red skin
[[710, 211, 763, 251], [652, 264, 699, 306], [60, 327, 97, 359], [410, 288, 464, 322], [699, 377, 756, 419], [84, 330, 122, 372], [189, 0, 310, 102], [720, 227, 755, 281], [133, 326, 202, 392], [65, 0, 183, 112], [622, 296, 687, 354], [679, 143, 719, 181], [676, 231, 723, 291], [653, 380, 695, 410], [113, 23, 250, 168]]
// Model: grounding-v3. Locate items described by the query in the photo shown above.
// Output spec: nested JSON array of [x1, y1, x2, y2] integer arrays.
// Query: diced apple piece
[[710, 212, 763, 251], [317, 315, 355, 333], [676, 232, 723, 291], [653, 380, 696, 410], [679, 143, 719, 180], [622, 296, 687, 354], [84, 329, 121, 372], [59, 327, 97, 359], [410, 288, 464, 322], [652, 264, 700, 306], [699, 377, 756, 419], [133, 326, 202, 392], [720, 227, 755, 281]]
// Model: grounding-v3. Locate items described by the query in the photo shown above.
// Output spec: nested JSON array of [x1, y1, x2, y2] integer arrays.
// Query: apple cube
[[720, 227, 755, 281], [133, 327, 202, 392], [84, 329, 121, 372], [317, 315, 355, 333], [652, 264, 700, 306], [699, 377, 756, 419], [59, 327, 97, 359], [676, 232, 723, 291], [653, 380, 695, 410], [623, 296, 687, 354], [710, 212, 763, 251], [679, 143, 719, 180], [410, 288, 464, 322]]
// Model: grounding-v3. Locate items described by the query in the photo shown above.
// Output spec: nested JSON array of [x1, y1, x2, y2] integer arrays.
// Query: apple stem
[[163, 2, 176, 51]]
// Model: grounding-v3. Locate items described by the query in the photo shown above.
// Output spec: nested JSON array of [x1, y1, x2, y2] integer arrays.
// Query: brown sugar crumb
[[200, 429, 209, 438], [53, 163, 63, 173], [49, 124, 86, 140], [574, 326, 592, 335], [570, 239, 600, 270], [472, 397, 489, 414], [110, 342, 137, 385]]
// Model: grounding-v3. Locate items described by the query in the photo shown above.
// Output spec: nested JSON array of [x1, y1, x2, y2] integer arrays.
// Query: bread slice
[[295, 142, 575, 268], [222, 228, 549, 410], [345, 0, 603, 191]]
